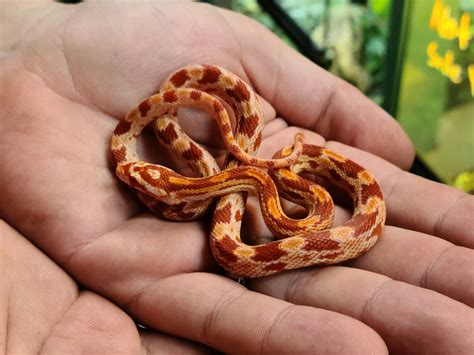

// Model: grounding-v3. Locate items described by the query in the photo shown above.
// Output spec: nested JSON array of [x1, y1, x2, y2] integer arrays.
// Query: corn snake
[[110, 64, 386, 278]]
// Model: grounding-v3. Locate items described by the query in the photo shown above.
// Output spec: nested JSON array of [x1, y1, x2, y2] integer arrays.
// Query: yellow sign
[[428, 0, 473, 95], [430, 0, 472, 50], [469, 65, 474, 96], [427, 41, 462, 83]]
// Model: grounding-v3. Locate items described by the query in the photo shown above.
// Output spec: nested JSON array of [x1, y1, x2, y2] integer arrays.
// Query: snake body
[[111, 64, 386, 278]]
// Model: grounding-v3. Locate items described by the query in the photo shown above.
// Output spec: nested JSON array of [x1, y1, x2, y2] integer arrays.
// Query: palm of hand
[[2, 1, 473, 354]]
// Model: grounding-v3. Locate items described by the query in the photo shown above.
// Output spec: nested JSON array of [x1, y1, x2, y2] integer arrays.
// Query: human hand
[[1, 1, 472, 353], [1, 221, 214, 354]]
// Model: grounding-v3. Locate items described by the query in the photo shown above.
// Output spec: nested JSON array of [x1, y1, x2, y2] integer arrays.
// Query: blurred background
[[204, 0, 474, 193]]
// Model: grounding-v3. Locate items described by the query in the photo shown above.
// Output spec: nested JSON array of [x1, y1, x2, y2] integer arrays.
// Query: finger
[[139, 330, 215, 355], [1, 221, 79, 353], [324, 141, 474, 248], [346, 226, 474, 307], [251, 267, 473, 354], [262, 117, 298, 139], [257, 93, 278, 123], [128, 272, 388, 354], [220, 9, 414, 169], [383, 173, 473, 248]]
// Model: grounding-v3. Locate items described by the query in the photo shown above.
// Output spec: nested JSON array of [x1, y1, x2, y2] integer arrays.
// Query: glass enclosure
[[396, 0, 473, 192]]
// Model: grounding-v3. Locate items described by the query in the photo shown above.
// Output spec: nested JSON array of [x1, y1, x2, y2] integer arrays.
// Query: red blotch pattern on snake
[[110, 64, 386, 278]]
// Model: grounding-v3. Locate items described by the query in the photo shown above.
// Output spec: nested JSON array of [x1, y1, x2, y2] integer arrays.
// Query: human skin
[[1, 0, 473, 354]]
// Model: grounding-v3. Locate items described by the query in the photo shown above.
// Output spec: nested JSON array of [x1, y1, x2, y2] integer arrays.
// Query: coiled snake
[[110, 64, 386, 278]]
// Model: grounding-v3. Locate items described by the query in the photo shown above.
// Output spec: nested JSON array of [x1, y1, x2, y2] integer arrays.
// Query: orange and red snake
[[111, 64, 386, 278]]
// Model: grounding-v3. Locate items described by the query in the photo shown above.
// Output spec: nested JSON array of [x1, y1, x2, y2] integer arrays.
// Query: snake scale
[[110, 64, 386, 278]]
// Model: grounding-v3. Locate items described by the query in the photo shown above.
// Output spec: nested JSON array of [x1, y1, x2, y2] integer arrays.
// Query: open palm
[[2, 1, 473, 353]]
